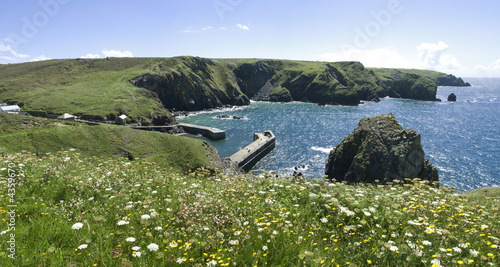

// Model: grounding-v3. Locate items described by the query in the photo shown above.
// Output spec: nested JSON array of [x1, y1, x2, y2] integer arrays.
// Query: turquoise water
[[179, 77, 500, 192]]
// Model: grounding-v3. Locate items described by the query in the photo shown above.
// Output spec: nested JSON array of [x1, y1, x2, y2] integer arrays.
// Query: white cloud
[[32, 55, 51, 62], [417, 41, 448, 68], [202, 26, 213, 31], [0, 40, 30, 60], [320, 48, 417, 69], [438, 54, 460, 70], [80, 54, 101, 59], [182, 28, 197, 33], [102, 49, 133, 58], [417, 41, 460, 71], [236, 24, 250, 30], [492, 59, 500, 70], [472, 59, 500, 77]]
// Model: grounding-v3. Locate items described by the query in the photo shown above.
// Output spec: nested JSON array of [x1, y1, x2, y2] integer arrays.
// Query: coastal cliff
[[130, 58, 468, 110], [0, 57, 470, 121], [129, 57, 250, 111], [388, 74, 438, 101]]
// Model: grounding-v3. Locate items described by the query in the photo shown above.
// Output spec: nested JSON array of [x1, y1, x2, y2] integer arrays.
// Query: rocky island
[[325, 113, 439, 185]]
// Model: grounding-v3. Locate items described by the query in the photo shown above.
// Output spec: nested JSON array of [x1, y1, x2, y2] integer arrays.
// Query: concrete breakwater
[[228, 130, 276, 172], [130, 123, 226, 140]]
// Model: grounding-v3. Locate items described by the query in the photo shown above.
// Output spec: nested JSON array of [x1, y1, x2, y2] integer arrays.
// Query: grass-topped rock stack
[[325, 113, 438, 184]]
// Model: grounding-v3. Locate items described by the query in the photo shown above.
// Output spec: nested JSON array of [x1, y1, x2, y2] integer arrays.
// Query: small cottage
[[0, 104, 21, 114], [57, 113, 77, 121], [115, 114, 127, 125]]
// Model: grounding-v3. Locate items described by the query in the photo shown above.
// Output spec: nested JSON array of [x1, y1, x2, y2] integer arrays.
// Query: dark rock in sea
[[367, 94, 381, 102], [325, 113, 438, 185], [217, 115, 246, 120], [217, 115, 231, 119], [447, 93, 457, 102]]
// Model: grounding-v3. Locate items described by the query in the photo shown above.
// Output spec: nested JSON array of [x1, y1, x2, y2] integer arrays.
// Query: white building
[[115, 114, 128, 125], [57, 113, 77, 121], [0, 105, 21, 114]]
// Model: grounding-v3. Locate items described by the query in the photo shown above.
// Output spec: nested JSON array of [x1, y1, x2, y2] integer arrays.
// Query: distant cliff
[[0, 57, 471, 121], [389, 74, 438, 101], [130, 58, 470, 110]]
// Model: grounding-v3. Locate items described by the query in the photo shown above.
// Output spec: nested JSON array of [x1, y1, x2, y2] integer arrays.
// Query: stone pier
[[228, 130, 276, 172], [130, 123, 225, 141]]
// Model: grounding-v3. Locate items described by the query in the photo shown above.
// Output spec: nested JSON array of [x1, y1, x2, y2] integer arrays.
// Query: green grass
[[0, 114, 222, 173], [0, 113, 79, 135], [465, 187, 500, 205], [0, 58, 173, 123], [0, 151, 498, 266], [368, 67, 458, 85]]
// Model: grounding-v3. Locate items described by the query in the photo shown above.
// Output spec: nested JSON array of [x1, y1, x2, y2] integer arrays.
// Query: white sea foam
[[176, 105, 250, 119], [311, 146, 333, 154]]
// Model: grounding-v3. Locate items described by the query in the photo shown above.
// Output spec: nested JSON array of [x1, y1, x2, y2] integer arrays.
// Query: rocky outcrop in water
[[447, 93, 457, 102], [325, 113, 438, 184]]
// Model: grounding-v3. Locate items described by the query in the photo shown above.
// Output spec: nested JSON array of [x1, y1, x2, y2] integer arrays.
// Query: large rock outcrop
[[325, 113, 438, 184], [129, 57, 250, 111]]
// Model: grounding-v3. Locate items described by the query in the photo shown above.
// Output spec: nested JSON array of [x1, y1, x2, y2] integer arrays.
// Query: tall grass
[[0, 151, 498, 266]]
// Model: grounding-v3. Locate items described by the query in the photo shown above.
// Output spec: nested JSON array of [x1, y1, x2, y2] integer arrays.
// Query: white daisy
[[422, 240, 432, 246], [147, 243, 159, 252], [77, 244, 88, 250], [126, 237, 136, 242], [71, 222, 83, 230]]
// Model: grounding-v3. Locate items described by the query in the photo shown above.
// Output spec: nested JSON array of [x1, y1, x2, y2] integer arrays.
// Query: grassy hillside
[[1, 57, 468, 120], [0, 152, 498, 266], [0, 114, 223, 172], [0, 112, 79, 135], [369, 67, 470, 88], [0, 58, 175, 123]]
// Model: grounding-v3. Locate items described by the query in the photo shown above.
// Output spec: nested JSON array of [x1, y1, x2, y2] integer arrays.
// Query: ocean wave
[[176, 105, 251, 119], [311, 146, 333, 154]]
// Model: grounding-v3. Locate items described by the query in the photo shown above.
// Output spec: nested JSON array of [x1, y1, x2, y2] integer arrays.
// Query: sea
[[178, 77, 500, 192]]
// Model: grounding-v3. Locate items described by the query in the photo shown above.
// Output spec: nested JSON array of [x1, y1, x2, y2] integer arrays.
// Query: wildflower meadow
[[0, 150, 498, 266]]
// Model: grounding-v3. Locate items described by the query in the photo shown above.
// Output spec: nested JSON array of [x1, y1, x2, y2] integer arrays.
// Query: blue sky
[[1, 0, 500, 77]]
